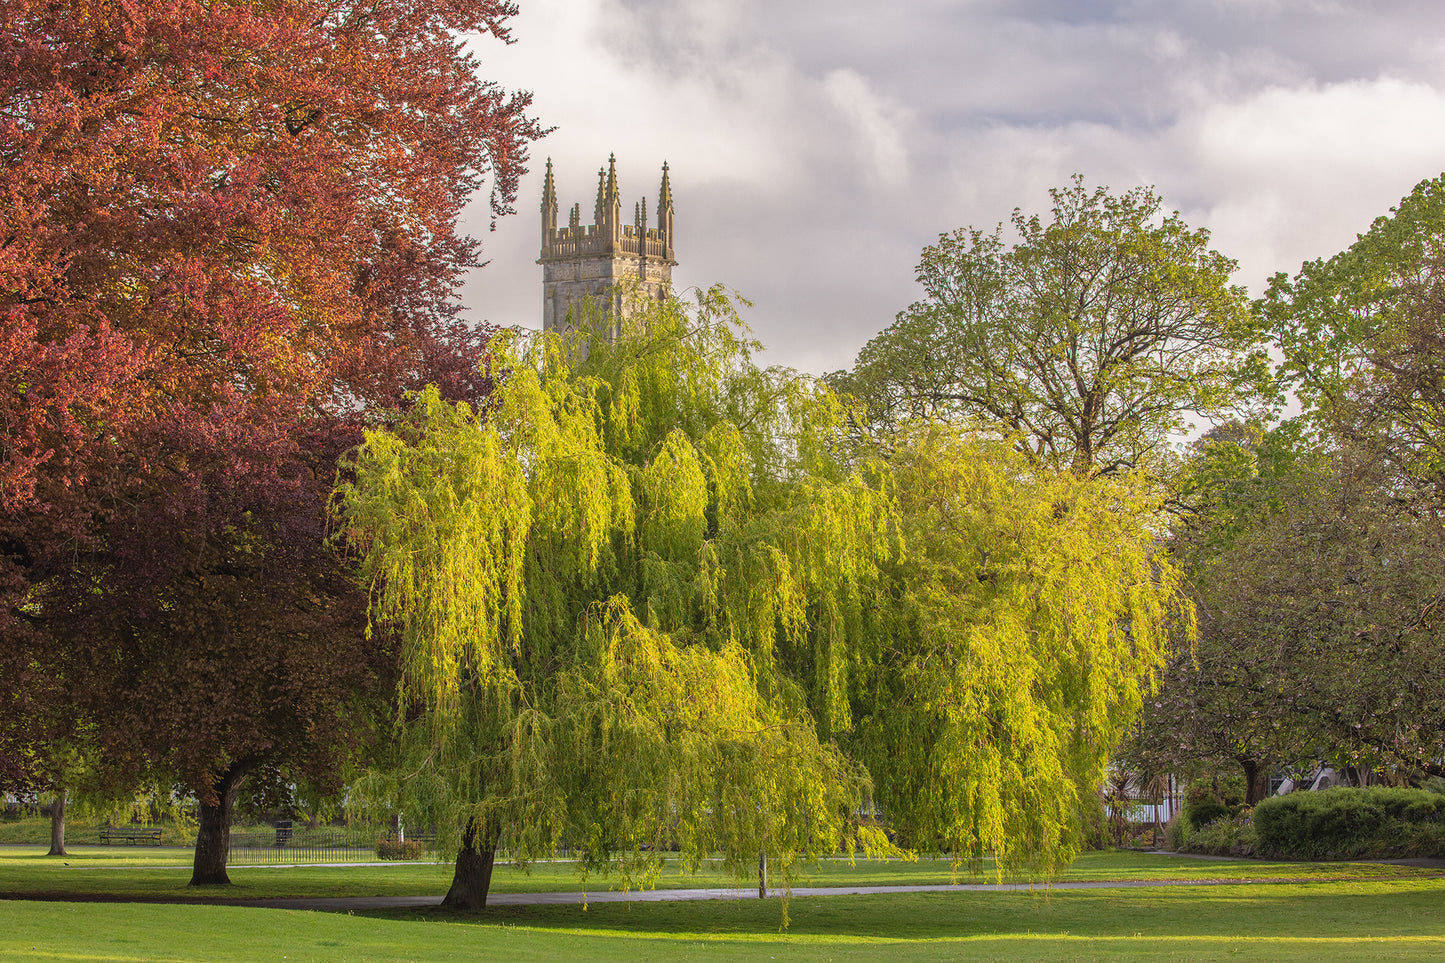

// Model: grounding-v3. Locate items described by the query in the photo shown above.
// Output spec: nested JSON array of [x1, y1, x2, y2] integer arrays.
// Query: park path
[[224, 876, 1369, 911], [7, 852, 1443, 912], [9, 872, 1435, 913]]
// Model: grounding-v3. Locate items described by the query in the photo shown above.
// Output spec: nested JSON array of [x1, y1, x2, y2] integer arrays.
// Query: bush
[[1118, 822, 1163, 849], [1163, 812, 1188, 851], [375, 838, 424, 861], [1183, 796, 1230, 831], [1400, 820, 1445, 855], [1183, 812, 1257, 857], [1253, 787, 1445, 860]]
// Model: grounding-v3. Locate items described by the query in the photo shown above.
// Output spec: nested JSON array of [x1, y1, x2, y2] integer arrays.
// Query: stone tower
[[538, 155, 676, 334]]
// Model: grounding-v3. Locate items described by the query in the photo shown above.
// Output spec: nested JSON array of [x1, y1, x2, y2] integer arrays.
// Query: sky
[[456, 0, 1445, 375]]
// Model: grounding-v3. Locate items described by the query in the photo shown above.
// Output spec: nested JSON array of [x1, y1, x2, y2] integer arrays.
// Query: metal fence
[[226, 824, 431, 865]]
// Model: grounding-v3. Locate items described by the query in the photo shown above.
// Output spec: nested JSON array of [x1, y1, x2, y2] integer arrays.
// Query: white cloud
[[822, 68, 911, 189], [1176, 78, 1445, 288], [1192, 78, 1445, 172]]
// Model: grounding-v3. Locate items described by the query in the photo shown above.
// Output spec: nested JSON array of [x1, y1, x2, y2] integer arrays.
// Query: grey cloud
[[462, 0, 1445, 375]]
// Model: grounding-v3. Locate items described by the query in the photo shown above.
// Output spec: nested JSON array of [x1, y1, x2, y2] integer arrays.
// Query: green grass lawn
[[0, 846, 1436, 902], [3, 848, 1443, 961], [5, 879, 1445, 961]]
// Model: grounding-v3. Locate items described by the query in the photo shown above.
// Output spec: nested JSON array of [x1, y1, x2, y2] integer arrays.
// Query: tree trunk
[[1241, 759, 1270, 806], [47, 791, 67, 857], [758, 851, 768, 899], [441, 817, 497, 910], [190, 761, 254, 886]]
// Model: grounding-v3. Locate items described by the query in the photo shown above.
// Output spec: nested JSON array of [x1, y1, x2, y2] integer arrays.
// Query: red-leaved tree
[[0, 0, 544, 883]]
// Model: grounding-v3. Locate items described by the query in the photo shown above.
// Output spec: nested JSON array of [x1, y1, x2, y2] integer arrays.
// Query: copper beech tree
[[0, 0, 544, 883]]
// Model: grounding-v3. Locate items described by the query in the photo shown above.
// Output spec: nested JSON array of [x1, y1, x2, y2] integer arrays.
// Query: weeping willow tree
[[337, 287, 1187, 909], [337, 288, 893, 908], [852, 426, 1188, 874]]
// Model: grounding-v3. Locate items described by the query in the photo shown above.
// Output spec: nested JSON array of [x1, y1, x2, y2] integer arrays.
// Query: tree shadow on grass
[[354, 882, 1445, 943]]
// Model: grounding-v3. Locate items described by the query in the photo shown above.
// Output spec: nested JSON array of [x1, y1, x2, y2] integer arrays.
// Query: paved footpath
[[10, 874, 1429, 913], [227, 876, 1365, 912], [9, 852, 1444, 913]]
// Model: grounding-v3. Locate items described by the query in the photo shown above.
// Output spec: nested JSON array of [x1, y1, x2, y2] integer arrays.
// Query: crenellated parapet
[[542, 225, 675, 261], [539, 155, 676, 334]]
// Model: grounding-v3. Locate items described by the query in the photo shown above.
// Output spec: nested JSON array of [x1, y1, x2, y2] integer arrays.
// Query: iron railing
[[225, 824, 432, 865]]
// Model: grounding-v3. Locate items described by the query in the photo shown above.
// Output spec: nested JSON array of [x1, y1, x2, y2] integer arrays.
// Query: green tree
[[1126, 423, 1322, 804], [854, 424, 1186, 865], [1194, 455, 1445, 783], [339, 290, 892, 910], [1226, 175, 1445, 786], [835, 178, 1261, 475], [338, 290, 1187, 908], [1130, 422, 1445, 799], [1263, 173, 1445, 492]]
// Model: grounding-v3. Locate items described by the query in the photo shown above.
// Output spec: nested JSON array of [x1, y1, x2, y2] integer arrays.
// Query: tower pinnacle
[[541, 157, 556, 211], [540, 157, 557, 253], [657, 162, 674, 258], [659, 161, 673, 213]]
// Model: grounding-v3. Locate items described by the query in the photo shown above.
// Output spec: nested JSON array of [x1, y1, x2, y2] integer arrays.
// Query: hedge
[[1251, 786, 1445, 860]]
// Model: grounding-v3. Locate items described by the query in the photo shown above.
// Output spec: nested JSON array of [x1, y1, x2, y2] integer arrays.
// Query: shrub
[[1119, 822, 1163, 849], [1253, 787, 1445, 860], [375, 838, 424, 861], [1183, 812, 1257, 857], [1400, 820, 1445, 856], [1183, 796, 1230, 831], [1163, 812, 1188, 851]]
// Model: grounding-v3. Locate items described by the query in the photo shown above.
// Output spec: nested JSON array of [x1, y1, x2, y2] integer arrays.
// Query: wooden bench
[[98, 826, 163, 845]]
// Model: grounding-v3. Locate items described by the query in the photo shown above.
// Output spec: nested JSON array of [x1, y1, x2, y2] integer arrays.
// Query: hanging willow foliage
[[337, 288, 895, 902], [852, 425, 1189, 876], [337, 286, 1188, 904]]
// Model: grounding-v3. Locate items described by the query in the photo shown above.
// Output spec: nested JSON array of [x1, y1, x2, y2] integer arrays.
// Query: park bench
[[98, 825, 163, 845]]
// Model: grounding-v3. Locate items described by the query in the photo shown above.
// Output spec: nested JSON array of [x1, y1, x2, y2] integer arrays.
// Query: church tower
[[538, 155, 676, 334]]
